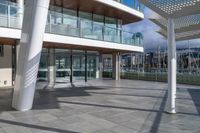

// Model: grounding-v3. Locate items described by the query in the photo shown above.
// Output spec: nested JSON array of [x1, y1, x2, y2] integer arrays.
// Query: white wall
[[0, 45, 12, 87]]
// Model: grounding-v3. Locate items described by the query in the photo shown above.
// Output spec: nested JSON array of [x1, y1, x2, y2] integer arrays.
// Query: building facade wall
[[0, 45, 12, 87]]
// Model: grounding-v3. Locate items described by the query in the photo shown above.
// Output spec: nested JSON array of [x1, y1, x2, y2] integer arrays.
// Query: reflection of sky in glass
[[122, 0, 134, 8]]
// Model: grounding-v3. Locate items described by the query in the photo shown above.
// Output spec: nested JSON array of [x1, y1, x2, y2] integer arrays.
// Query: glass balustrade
[[0, 2, 144, 47], [0, 2, 22, 29], [118, 0, 144, 12]]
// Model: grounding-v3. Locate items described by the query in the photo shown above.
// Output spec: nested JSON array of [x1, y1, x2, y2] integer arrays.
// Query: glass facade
[[38, 49, 99, 83], [0, 1, 144, 47]]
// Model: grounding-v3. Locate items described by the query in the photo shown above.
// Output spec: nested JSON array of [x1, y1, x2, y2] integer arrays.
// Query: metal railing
[[103, 70, 200, 86]]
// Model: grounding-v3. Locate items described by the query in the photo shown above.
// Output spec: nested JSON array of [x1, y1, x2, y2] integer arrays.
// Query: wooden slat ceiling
[[43, 42, 134, 54], [50, 0, 142, 25]]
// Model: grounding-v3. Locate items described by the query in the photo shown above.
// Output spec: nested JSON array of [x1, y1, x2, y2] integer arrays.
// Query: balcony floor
[[0, 80, 200, 133]]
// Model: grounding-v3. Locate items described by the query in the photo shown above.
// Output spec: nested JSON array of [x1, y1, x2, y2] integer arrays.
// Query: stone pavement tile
[[108, 125, 138, 133], [2, 125, 33, 133], [29, 122, 72, 133], [92, 129, 115, 133], [59, 115, 85, 125], [34, 113, 58, 123], [77, 114, 116, 129], [50, 108, 83, 118], [157, 113, 181, 124], [0, 128, 6, 133], [60, 121, 103, 133], [0, 112, 16, 120], [169, 118, 200, 132], [9, 110, 46, 118], [104, 111, 145, 124], [156, 126, 193, 133], [75, 106, 107, 114], [13, 115, 41, 125], [119, 119, 154, 131], [89, 108, 127, 119]]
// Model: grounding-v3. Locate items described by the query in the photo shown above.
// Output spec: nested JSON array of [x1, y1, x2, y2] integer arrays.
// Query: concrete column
[[16, 0, 24, 28], [12, 0, 50, 111], [48, 49, 55, 87], [112, 53, 120, 80], [167, 18, 176, 114]]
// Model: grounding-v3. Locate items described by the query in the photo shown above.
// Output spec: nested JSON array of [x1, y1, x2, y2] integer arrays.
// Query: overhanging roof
[[157, 29, 200, 41], [50, 0, 144, 24], [139, 0, 200, 18], [150, 14, 200, 33], [139, 0, 200, 41], [150, 14, 200, 41]]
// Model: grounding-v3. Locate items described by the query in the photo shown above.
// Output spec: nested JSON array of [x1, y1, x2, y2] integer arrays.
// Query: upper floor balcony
[[0, 1, 144, 48], [49, 0, 144, 24]]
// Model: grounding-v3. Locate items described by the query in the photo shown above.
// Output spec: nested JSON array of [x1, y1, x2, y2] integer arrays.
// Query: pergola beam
[[150, 19, 200, 33], [157, 29, 200, 41]]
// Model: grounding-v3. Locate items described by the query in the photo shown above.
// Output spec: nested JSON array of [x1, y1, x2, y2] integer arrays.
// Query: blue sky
[[123, 7, 200, 52]]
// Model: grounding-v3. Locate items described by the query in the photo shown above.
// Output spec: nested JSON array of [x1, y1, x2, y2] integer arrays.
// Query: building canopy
[[139, 0, 200, 41]]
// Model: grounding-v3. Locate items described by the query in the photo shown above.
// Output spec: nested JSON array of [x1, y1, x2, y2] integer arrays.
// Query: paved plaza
[[0, 80, 200, 133]]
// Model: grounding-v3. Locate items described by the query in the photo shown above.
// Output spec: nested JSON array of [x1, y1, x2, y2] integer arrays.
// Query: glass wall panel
[[104, 17, 118, 42], [105, 17, 117, 28], [79, 11, 93, 39], [93, 14, 104, 40], [0, 2, 8, 27], [48, 7, 78, 37], [62, 9, 78, 36], [38, 49, 49, 81], [49, 6, 62, 24], [87, 51, 99, 80], [72, 50, 85, 81], [55, 49, 71, 83]]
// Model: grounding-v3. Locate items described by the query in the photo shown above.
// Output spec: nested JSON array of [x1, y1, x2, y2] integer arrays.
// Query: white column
[[48, 49, 55, 87], [12, 0, 50, 111], [16, 0, 24, 28], [167, 18, 176, 114], [112, 53, 120, 80]]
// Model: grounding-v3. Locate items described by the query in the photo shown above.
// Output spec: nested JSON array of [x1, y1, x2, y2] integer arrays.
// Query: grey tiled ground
[[0, 80, 200, 133]]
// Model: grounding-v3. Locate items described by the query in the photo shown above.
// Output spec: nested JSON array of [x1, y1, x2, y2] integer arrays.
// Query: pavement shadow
[[0, 119, 78, 133], [188, 89, 200, 115]]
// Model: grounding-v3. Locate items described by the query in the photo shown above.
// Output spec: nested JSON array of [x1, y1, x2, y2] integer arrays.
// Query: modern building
[[0, 0, 144, 111]]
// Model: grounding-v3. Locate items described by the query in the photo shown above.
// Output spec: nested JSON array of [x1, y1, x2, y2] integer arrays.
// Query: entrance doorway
[[55, 49, 71, 83], [38, 49, 100, 84]]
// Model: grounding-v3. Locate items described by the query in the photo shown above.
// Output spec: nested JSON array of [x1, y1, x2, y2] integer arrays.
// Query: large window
[[0, 45, 4, 57]]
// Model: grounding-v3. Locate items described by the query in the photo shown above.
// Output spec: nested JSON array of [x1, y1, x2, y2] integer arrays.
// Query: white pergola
[[139, 0, 200, 114], [150, 14, 200, 41]]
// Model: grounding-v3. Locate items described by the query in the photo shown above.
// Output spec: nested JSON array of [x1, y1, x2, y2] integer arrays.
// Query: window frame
[[0, 45, 4, 57]]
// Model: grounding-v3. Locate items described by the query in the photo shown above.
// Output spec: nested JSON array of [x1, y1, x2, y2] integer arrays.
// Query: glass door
[[38, 49, 48, 82], [55, 50, 71, 83], [87, 55, 97, 80], [72, 53, 86, 82]]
